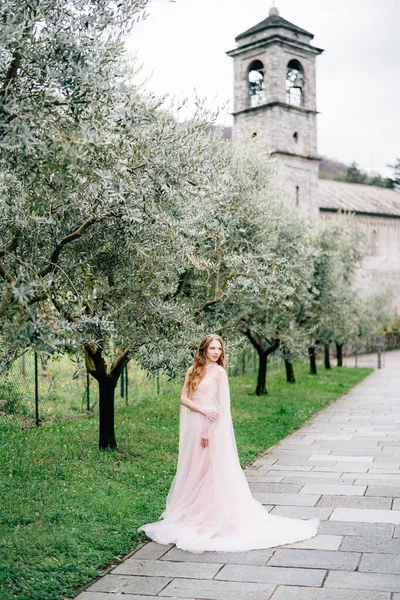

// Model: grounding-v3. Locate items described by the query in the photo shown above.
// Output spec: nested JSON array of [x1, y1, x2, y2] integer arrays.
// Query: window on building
[[295, 186, 300, 206], [248, 60, 265, 108], [293, 131, 298, 142], [286, 59, 304, 107]]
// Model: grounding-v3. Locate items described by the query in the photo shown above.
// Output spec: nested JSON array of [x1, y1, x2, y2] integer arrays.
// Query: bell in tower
[[227, 6, 324, 218]]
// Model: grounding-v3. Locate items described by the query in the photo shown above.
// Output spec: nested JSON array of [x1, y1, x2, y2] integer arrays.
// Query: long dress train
[[138, 362, 320, 553]]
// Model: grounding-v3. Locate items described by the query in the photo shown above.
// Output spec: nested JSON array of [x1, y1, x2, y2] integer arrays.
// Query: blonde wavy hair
[[186, 334, 227, 394]]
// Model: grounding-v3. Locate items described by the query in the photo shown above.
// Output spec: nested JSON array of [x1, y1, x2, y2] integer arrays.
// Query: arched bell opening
[[286, 59, 304, 107], [248, 60, 266, 108]]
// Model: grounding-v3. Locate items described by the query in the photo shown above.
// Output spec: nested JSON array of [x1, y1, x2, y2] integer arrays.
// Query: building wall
[[321, 212, 400, 314], [230, 17, 400, 316]]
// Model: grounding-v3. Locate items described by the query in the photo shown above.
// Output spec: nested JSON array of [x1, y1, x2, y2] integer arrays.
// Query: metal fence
[[5, 343, 383, 430], [0, 352, 136, 429], [0, 347, 262, 429]]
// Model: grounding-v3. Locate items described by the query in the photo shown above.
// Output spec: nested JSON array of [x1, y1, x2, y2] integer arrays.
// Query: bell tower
[[227, 7, 324, 218]]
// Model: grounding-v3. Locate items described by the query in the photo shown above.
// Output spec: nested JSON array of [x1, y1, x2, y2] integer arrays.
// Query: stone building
[[227, 7, 400, 312]]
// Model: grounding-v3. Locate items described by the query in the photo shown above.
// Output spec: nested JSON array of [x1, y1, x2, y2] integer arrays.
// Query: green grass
[[0, 362, 372, 600], [0, 353, 179, 425]]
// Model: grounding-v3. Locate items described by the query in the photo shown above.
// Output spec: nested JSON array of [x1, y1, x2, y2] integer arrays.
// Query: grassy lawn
[[0, 363, 372, 600]]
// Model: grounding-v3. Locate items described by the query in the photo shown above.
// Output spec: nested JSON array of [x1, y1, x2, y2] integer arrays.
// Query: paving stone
[[309, 455, 374, 462], [324, 570, 400, 592], [368, 468, 400, 474], [279, 471, 343, 479], [341, 536, 400, 553], [267, 549, 360, 570], [283, 477, 355, 485], [280, 436, 319, 444], [214, 564, 326, 587], [268, 465, 315, 471], [160, 546, 274, 565], [111, 559, 222, 578], [251, 458, 278, 467], [270, 448, 329, 456], [306, 434, 355, 441], [76, 594, 166, 600], [300, 484, 366, 496], [281, 534, 342, 550], [372, 456, 400, 463], [249, 482, 303, 493], [321, 438, 380, 442], [269, 506, 332, 519], [254, 493, 320, 506], [330, 508, 400, 524], [86, 574, 171, 595], [355, 476, 400, 485], [318, 520, 394, 537], [379, 441, 400, 447], [360, 553, 400, 574], [270, 586, 390, 600], [245, 475, 284, 483], [159, 578, 277, 600], [316, 495, 391, 509], [131, 541, 172, 560], [75, 594, 165, 600], [311, 464, 369, 473], [365, 485, 400, 497], [272, 460, 337, 467]]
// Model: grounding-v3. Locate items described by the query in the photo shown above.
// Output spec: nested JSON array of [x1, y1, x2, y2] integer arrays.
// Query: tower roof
[[235, 7, 314, 42]]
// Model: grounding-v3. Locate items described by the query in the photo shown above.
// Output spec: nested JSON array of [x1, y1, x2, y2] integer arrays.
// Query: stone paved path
[[76, 354, 400, 600]]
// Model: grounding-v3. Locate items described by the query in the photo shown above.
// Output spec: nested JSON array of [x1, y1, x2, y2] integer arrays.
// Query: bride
[[138, 334, 320, 553]]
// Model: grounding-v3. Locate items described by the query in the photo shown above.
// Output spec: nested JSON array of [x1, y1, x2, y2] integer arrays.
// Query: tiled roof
[[236, 13, 313, 42], [318, 179, 400, 218]]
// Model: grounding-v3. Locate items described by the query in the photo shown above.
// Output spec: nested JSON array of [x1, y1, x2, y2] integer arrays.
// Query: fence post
[[156, 374, 160, 395], [34, 351, 40, 426], [377, 341, 384, 369], [355, 343, 358, 368], [125, 364, 129, 404], [242, 352, 246, 375], [86, 370, 90, 411], [21, 353, 27, 377], [120, 367, 125, 398]]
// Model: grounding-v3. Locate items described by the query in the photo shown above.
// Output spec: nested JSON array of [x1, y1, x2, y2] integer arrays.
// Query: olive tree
[[171, 139, 314, 395], [0, 0, 225, 449], [305, 216, 366, 372]]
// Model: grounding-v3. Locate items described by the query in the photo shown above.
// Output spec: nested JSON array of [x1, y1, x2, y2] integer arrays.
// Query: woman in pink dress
[[138, 334, 320, 553]]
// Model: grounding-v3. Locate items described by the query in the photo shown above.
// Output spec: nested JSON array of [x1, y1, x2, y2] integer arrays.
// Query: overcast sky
[[127, 0, 400, 177]]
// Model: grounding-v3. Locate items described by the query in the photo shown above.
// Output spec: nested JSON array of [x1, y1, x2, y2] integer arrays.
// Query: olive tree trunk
[[85, 343, 130, 450], [308, 346, 317, 375], [98, 376, 117, 449], [284, 358, 296, 383], [241, 328, 279, 396], [324, 343, 331, 370], [336, 343, 343, 367]]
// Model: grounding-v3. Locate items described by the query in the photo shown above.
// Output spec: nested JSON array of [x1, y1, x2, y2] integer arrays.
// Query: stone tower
[[227, 7, 324, 218]]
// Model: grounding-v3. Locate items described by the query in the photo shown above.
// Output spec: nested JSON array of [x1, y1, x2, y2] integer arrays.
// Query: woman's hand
[[200, 437, 209, 448], [202, 408, 219, 422]]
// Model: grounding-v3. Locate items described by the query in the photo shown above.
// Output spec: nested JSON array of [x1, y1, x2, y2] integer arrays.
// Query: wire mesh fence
[[4, 342, 384, 431], [0, 347, 261, 430]]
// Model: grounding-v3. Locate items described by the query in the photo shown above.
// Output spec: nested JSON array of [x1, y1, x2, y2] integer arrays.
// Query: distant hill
[[319, 156, 348, 180]]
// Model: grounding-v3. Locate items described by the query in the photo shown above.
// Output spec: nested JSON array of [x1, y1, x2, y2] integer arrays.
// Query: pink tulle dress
[[138, 362, 320, 553]]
